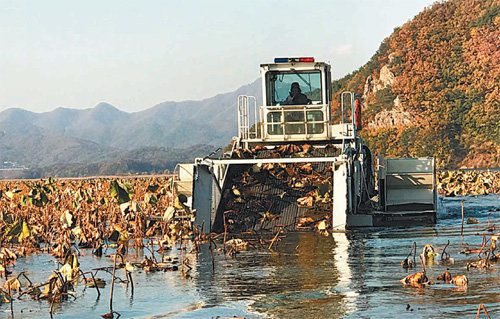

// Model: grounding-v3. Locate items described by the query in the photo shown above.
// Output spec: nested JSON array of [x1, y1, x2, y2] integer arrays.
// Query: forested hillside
[[332, 0, 499, 168], [0, 80, 259, 178]]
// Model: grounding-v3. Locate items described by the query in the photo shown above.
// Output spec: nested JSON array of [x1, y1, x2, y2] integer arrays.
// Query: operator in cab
[[283, 82, 311, 105]]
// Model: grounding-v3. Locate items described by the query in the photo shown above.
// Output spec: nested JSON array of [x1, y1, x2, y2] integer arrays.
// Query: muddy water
[[4, 194, 500, 318]]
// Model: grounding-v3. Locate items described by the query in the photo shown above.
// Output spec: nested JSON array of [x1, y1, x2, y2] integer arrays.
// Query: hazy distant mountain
[[0, 80, 260, 178], [0, 80, 260, 150]]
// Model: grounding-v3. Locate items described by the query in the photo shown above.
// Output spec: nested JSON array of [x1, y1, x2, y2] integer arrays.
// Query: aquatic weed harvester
[[177, 57, 437, 233]]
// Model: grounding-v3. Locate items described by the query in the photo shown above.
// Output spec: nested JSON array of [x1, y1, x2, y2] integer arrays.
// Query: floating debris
[[401, 242, 417, 269], [467, 217, 479, 224], [401, 258, 415, 269], [437, 269, 452, 283], [400, 256, 430, 288], [421, 244, 436, 265], [440, 240, 454, 265], [400, 271, 429, 288], [84, 278, 106, 288], [436, 269, 467, 287], [451, 274, 468, 286], [467, 257, 491, 270], [225, 238, 249, 251]]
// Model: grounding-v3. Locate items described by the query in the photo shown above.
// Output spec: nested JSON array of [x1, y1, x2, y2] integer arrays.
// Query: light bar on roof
[[274, 57, 315, 63], [274, 57, 289, 63]]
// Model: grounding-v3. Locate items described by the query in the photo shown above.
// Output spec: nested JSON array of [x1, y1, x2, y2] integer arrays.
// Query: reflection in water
[[193, 232, 351, 318], [332, 232, 358, 315], [192, 195, 500, 318]]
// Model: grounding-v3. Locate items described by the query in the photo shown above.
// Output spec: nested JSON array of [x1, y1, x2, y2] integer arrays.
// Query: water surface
[[4, 194, 499, 318]]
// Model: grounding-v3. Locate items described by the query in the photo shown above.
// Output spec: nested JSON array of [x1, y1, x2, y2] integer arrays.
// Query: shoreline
[[0, 170, 498, 196]]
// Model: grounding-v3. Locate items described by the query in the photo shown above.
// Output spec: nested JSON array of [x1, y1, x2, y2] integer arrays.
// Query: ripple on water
[[2, 194, 499, 318]]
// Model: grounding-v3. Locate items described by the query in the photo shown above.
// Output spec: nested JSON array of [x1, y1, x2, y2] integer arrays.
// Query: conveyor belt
[[214, 161, 333, 232]]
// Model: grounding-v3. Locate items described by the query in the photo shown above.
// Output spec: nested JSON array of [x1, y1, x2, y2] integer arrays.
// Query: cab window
[[266, 71, 322, 106]]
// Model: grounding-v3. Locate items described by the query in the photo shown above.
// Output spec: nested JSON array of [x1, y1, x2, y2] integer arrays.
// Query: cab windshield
[[266, 70, 322, 106]]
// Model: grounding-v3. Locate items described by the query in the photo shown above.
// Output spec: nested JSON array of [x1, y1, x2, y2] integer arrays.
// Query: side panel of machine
[[332, 162, 348, 231], [175, 164, 194, 206], [382, 157, 436, 211], [192, 164, 213, 233]]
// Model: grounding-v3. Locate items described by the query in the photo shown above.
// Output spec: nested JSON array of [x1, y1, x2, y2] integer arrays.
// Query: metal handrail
[[340, 91, 356, 151], [239, 100, 330, 142], [340, 91, 355, 128], [264, 104, 329, 139], [237, 95, 258, 140]]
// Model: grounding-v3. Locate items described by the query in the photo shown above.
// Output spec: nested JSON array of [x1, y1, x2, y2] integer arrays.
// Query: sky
[[0, 0, 437, 113]]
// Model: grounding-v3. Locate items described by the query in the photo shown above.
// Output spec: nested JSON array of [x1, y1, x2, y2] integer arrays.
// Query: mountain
[[0, 80, 261, 150], [331, 0, 499, 168], [0, 80, 261, 178], [36, 145, 217, 178]]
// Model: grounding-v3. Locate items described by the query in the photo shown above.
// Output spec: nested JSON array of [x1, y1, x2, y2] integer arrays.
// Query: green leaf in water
[[110, 180, 130, 204]]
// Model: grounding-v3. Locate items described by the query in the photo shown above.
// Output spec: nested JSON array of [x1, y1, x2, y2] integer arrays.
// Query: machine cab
[[238, 57, 333, 144]]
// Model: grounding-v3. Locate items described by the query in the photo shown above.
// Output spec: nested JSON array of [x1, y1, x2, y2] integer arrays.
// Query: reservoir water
[[5, 194, 499, 318]]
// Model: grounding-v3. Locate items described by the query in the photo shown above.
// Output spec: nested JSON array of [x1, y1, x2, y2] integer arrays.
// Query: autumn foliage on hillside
[[332, 0, 499, 168]]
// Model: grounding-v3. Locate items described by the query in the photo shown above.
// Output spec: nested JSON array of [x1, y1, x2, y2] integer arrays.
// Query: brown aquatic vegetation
[[464, 234, 499, 270], [420, 244, 435, 265], [436, 269, 452, 283], [401, 242, 474, 291], [451, 274, 468, 286], [436, 269, 468, 287], [476, 303, 492, 319], [400, 271, 429, 288], [401, 242, 417, 269], [467, 257, 491, 271], [400, 256, 430, 288], [440, 240, 454, 265], [437, 170, 500, 196], [224, 144, 337, 233], [0, 176, 178, 253], [0, 176, 198, 317]]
